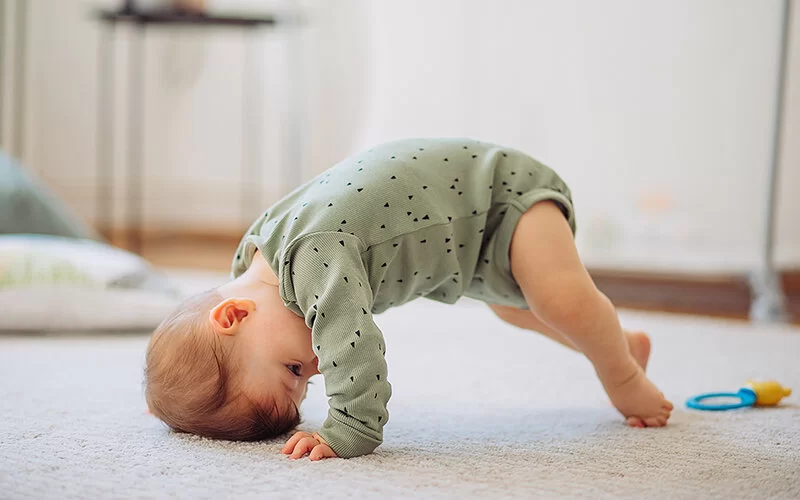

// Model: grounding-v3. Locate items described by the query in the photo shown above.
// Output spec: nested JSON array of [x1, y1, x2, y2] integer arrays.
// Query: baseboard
[[116, 227, 800, 322], [590, 269, 800, 322], [106, 228, 244, 247], [590, 269, 748, 319], [778, 272, 800, 323]]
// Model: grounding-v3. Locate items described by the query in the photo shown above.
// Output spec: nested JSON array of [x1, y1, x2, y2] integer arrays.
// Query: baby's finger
[[280, 432, 303, 454], [281, 431, 311, 454], [289, 437, 318, 459], [309, 444, 337, 461]]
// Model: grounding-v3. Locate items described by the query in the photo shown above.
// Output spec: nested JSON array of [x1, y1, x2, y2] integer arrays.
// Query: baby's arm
[[280, 233, 391, 459]]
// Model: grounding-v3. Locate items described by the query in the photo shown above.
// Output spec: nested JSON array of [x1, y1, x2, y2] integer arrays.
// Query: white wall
[[12, 0, 800, 272], [356, 0, 798, 272]]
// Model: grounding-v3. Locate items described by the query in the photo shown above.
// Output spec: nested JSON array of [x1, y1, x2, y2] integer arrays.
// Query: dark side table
[[93, 8, 281, 254]]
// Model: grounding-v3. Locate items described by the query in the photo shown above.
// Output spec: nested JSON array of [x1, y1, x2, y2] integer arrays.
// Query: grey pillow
[[0, 150, 98, 239]]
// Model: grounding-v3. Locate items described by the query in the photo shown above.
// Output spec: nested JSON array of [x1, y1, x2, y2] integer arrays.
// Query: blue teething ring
[[686, 387, 757, 411]]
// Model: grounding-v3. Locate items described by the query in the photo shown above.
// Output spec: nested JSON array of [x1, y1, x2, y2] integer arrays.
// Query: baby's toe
[[626, 416, 645, 428], [644, 416, 666, 427]]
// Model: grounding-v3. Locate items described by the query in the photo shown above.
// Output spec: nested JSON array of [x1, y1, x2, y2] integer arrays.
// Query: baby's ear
[[209, 298, 256, 335]]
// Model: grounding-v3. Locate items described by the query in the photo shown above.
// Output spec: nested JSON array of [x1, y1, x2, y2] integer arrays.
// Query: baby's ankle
[[594, 356, 641, 388]]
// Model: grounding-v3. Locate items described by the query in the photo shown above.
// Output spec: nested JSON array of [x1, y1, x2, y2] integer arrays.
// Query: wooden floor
[[138, 237, 237, 273]]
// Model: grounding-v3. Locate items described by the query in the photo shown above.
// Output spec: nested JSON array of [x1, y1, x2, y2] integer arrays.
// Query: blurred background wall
[[1, 0, 798, 274]]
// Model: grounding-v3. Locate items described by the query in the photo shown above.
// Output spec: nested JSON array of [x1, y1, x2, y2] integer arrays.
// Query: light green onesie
[[231, 138, 576, 458]]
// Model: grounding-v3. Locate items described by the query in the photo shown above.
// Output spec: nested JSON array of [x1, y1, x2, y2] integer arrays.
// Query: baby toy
[[686, 380, 792, 411]]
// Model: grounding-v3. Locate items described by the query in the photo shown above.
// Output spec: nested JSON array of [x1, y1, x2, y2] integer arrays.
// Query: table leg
[[284, 18, 305, 193], [12, 0, 27, 161], [0, 0, 5, 146], [241, 28, 264, 225], [128, 23, 145, 254], [96, 21, 115, 240]]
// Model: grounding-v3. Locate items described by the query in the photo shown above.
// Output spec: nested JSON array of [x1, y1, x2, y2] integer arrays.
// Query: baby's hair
[[144, 288, 301, 441]]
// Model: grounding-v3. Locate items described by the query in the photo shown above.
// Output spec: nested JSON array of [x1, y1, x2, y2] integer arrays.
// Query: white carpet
[[2, 272, 799, 499]]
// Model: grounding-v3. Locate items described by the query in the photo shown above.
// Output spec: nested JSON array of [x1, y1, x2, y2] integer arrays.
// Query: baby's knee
[[527, 278, 597, 324]]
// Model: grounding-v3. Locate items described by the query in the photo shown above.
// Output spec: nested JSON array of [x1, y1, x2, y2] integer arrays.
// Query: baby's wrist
[[312, 432, 330, 447]]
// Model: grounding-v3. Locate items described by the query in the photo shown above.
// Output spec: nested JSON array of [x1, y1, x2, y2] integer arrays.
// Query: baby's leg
[[488, 304, 651, 372], [508, 201, 673, 427], [489, 303, 578, 350]]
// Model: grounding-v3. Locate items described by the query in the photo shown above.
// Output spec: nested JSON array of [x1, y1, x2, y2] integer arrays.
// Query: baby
[[145, 138, 673, 460]]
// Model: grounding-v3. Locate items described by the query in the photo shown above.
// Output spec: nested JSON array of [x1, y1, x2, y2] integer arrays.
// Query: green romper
[[231, 138, 576, 458]]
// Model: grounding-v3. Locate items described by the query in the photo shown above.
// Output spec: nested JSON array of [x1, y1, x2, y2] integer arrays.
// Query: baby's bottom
[[504, 201, 673, 427]]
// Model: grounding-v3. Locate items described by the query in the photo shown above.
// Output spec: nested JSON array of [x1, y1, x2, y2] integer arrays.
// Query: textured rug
[[1, 272, 799, 499]]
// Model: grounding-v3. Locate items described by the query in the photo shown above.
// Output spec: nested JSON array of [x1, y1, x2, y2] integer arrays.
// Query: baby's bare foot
[[626, 331, 651, 372], [603, 367, 673, 428]]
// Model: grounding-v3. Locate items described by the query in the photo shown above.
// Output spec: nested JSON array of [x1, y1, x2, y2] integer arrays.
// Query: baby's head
[[144, 277, 319, 441]]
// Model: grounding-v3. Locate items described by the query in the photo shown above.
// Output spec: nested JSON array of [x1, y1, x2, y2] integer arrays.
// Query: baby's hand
[[280, 431, 339, 461]]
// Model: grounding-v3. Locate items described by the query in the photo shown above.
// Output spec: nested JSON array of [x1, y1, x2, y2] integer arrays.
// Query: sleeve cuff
[[316, 413, 383, 459]]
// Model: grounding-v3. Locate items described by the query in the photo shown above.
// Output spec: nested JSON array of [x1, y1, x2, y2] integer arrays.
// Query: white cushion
[[0, 235, 182, 332]]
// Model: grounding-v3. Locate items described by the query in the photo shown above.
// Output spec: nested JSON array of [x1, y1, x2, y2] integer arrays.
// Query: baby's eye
[[288, 365, 302, 376]]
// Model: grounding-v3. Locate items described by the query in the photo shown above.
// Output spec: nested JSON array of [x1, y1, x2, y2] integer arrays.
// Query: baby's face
[[233, 311, 319, 408], [213, 277, 320, 410]]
